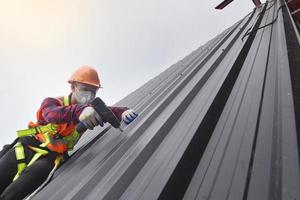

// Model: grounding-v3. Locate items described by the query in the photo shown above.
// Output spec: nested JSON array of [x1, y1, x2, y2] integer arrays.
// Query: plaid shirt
[[38, 97, 128, 125]]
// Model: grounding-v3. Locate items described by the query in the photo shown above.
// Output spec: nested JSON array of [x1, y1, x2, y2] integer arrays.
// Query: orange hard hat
[[68, 65, 101, 88]]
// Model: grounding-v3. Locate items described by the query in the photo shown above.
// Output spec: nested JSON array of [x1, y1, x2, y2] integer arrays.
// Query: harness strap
[[13, 95, 70, 181], [13, 143, 54, 181], [13, 142, 27, 181], [17, 124, 58, 138], [27, 146, 49, 167]]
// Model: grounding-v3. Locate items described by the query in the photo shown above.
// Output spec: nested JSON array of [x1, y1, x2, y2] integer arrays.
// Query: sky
[[0, 0, 260, 148]]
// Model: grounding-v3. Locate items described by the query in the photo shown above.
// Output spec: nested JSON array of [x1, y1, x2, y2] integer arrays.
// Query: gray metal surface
[[32, 0, 300, 199]]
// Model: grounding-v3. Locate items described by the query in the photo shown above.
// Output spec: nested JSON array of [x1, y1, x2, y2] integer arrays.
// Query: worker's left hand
[[122, 109, 138, 125]]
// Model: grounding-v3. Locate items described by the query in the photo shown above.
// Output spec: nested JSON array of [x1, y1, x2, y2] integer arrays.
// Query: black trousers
[[0, 143, 55, 200]]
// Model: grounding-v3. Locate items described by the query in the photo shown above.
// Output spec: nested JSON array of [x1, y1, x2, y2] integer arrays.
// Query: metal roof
[[215, 0, 262, 10], [32, 1, 300, 199]]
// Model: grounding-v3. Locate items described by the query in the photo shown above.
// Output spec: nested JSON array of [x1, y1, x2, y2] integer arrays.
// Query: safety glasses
[[74, 82, 99, 95]]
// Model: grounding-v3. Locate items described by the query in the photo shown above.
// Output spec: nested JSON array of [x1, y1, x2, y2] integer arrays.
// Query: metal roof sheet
[[31, 1, 300, 199]]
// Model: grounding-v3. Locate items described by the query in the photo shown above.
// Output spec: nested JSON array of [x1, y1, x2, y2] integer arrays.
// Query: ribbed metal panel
[[32, 1, 300, 199]]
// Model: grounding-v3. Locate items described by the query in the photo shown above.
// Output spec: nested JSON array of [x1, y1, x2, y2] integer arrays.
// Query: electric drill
[[76, 97, 123, 134]]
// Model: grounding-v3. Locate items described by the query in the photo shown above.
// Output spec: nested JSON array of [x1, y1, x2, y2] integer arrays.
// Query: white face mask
[[74, 87, 95, 105]]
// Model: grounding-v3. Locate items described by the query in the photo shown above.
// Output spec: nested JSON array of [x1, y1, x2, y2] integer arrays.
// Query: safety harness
[[13, 95, 79, 181]]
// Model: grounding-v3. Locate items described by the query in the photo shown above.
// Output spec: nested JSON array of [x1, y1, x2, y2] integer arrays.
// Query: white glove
[[122, 109, 138, 125], [79, 106, 103, 130]]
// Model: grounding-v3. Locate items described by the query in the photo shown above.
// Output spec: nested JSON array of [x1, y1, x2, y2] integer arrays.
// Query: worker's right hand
[[79, 106, 103, 130]]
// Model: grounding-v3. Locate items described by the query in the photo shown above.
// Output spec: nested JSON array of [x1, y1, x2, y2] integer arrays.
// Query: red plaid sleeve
[[39, 98, 87, 124], [108, 106, 129, 121]]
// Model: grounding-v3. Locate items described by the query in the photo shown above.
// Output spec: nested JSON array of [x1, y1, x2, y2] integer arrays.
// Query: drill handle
[[76, 122, 87, 134], [91, 98, 121, 128]]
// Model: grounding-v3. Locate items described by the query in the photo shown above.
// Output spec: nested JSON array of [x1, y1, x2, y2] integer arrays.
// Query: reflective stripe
[[13, 142, 27, 181], [63, 95, 70, 106]]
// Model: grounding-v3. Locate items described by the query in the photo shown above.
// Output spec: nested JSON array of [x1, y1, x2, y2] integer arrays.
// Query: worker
[[0, 65, 138, 200]]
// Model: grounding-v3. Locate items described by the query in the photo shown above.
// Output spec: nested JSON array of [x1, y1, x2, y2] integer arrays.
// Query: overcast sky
[[0, 0, 261, 147]]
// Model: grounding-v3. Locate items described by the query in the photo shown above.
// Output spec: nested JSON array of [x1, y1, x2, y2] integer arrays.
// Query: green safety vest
[[14, 95, 81, 181], [17, 95, 81, 150]]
